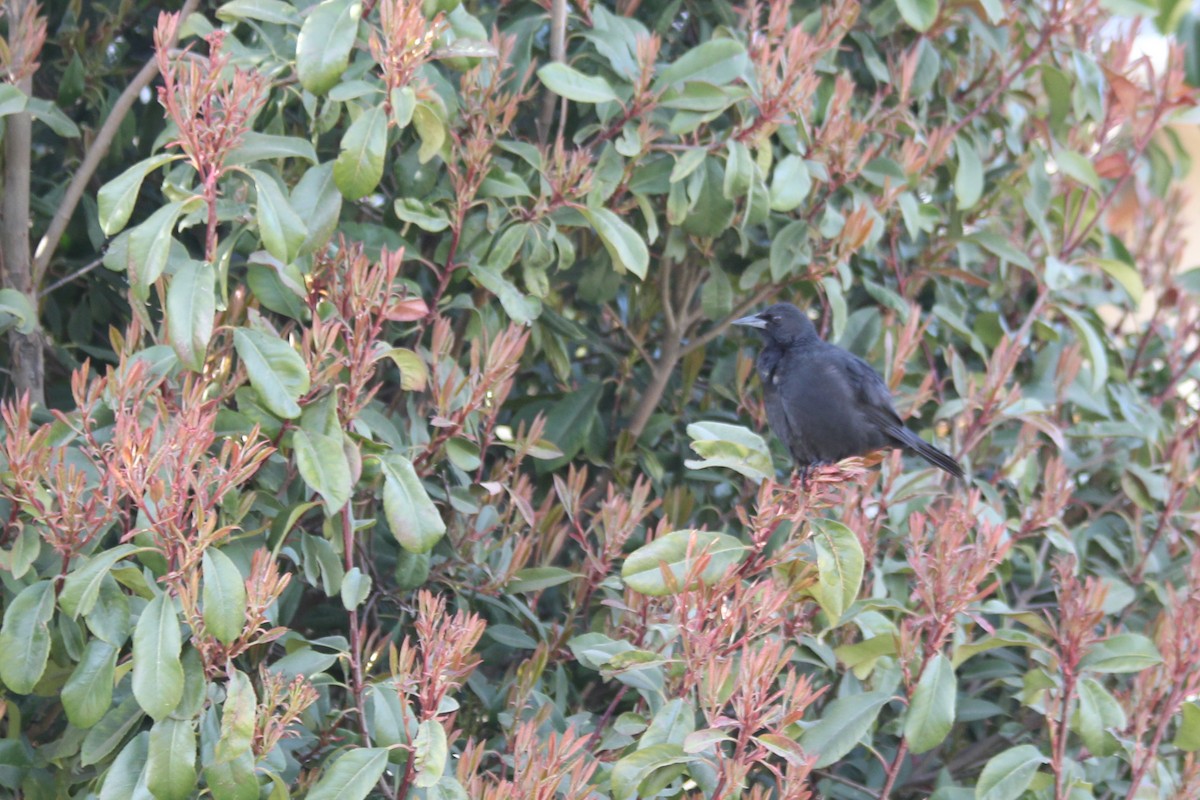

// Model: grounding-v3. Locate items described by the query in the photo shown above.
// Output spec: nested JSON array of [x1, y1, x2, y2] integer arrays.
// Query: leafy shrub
[[2, 0, 1200, 798]]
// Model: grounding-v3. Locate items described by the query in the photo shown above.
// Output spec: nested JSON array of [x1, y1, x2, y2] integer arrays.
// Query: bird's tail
[[892, 427, 964, 479]]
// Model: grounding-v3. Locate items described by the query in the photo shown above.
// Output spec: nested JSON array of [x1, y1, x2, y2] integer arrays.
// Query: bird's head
[[732, 303, 819, 345]]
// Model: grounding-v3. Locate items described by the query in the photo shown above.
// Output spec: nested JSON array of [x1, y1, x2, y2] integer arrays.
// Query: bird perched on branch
[[733, 303, 963, 481]]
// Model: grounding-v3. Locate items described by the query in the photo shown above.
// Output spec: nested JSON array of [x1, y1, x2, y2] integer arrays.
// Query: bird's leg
[[791, 464, 814, 491]]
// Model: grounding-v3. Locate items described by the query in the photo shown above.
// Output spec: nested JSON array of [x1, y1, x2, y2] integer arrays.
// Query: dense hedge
[[3, 0, 1200, 798]]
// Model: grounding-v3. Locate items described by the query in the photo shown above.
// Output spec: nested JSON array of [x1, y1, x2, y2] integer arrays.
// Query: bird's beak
[[732, 314, 767, 330]]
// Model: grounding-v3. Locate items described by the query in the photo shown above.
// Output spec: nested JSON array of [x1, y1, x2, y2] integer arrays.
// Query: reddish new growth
[[459, 719, 599, 800], [0, 389, 118, 565], [392, 590, 486, 721], [904, 494, 1011, 662], [1046, 558, 1109, 800], [739, 0, 854, 144], [370, 0, 445, 99], [391, 590, 486, 797], [185, 549, 292, 674], [304, 241, 428, 421], [1122, 550, 1200, 798], [712, 640, 822, 800], [255, 666, 320, 758], [0, 0, 47, 83], [153, 12, 268, 261]]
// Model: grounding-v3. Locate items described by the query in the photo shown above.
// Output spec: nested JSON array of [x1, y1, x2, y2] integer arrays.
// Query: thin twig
[[37, 256, 104, 298], [32, 0, 202, 287]]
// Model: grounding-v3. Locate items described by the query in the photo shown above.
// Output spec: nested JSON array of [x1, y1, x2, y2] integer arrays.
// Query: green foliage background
[[2, 0, 1200, 798]]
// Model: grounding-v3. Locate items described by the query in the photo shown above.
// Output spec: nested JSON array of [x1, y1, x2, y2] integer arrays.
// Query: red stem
[[341, 503, 370, 745]]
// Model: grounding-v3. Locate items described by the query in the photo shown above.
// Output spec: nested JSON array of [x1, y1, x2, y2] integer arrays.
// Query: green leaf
[[642, 698, 695, 748], [1080, 633, 1162, 673], [657, 39, 748, 87], [0, 581, 55, 694], [128, 199, 192, 290], [770, 219, 811, 281], [98, 732, 148, 800], [1057, 305, 1109, 394], [232, 327, 311, 419], [132, 592, 184, 721], [905, 653, 956, 754], [0, 83, 27, 116], [1075, 677, 1125, 756], [394, 198, 450, 232], [537, 63, 620, 103], [166, 260, 215, 372], [97, 153, 178, 236], [1054, 147, 1101, 191], [308, 748, 389, 800], [684, 420, 773, 483], [294, 428, 353, 514], [582, 207, 649, 279], [836, 635, 898, 678], [965, 231, 1034, 270], [251, 168, 309, 264], [147, 718, 197, 800], [897, 0, 940, 31], [202, 549, 248, 646], [217, 0, 302, 24], [538, 381, 603, 471], [1091, 257, 1145, 304], [228, 132, 318, 166], [334, 105, 388, 200], [611, 744, 694, 800], [1176, 702, 1200, 752], [60, 544, 142, 618], [0, 288, 38, 335], [413, 720, 448, 787], [799, 691, 891, 768], [341, 567, 372, 610], [205, 754, 259, 800], [723, 140, 753, 199], [622, 530, 746, 596], [412, 101, 446, 163], [755, 733, 807, 765], [507, 567, 581, 593], [62, 640, 118, 728], [975, 745, 1047, 800], [215, 669, 256, 764], [296, 0, 361, 95], [809, 519, 864, 625], [770, 154, 812, 212], [469, 264, 540, 325], [442, 438, 479, 472], [955, 137, 983, 210], [292, 162, 343, 256], [83, 696, 145, 766], [380, 454, 446, 553], [377, 347, 428, 391], [26, 97, 81, 137]]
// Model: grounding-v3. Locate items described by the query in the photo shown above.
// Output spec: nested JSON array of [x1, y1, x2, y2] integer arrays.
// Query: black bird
[[733, 303, 963, 480]]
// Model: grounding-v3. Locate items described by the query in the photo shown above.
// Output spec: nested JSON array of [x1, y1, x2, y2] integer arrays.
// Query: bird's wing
[[837, 350, 905, 431], [837, 348, 964, 477]]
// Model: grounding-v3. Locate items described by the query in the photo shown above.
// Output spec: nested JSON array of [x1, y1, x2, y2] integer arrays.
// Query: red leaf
[[386, 296, 430, 321]]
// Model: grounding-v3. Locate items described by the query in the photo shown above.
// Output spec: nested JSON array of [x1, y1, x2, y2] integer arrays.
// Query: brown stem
[[627, 332, 680, 441], [1123, 687, 1181, 800], [341, 504, 370, 745], [32, 0, 201, 286], [878, 739, 909, 799], [1, 0, 43, 405], [1051, 670, 1077, 800], [536, 0, 569, 145]]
